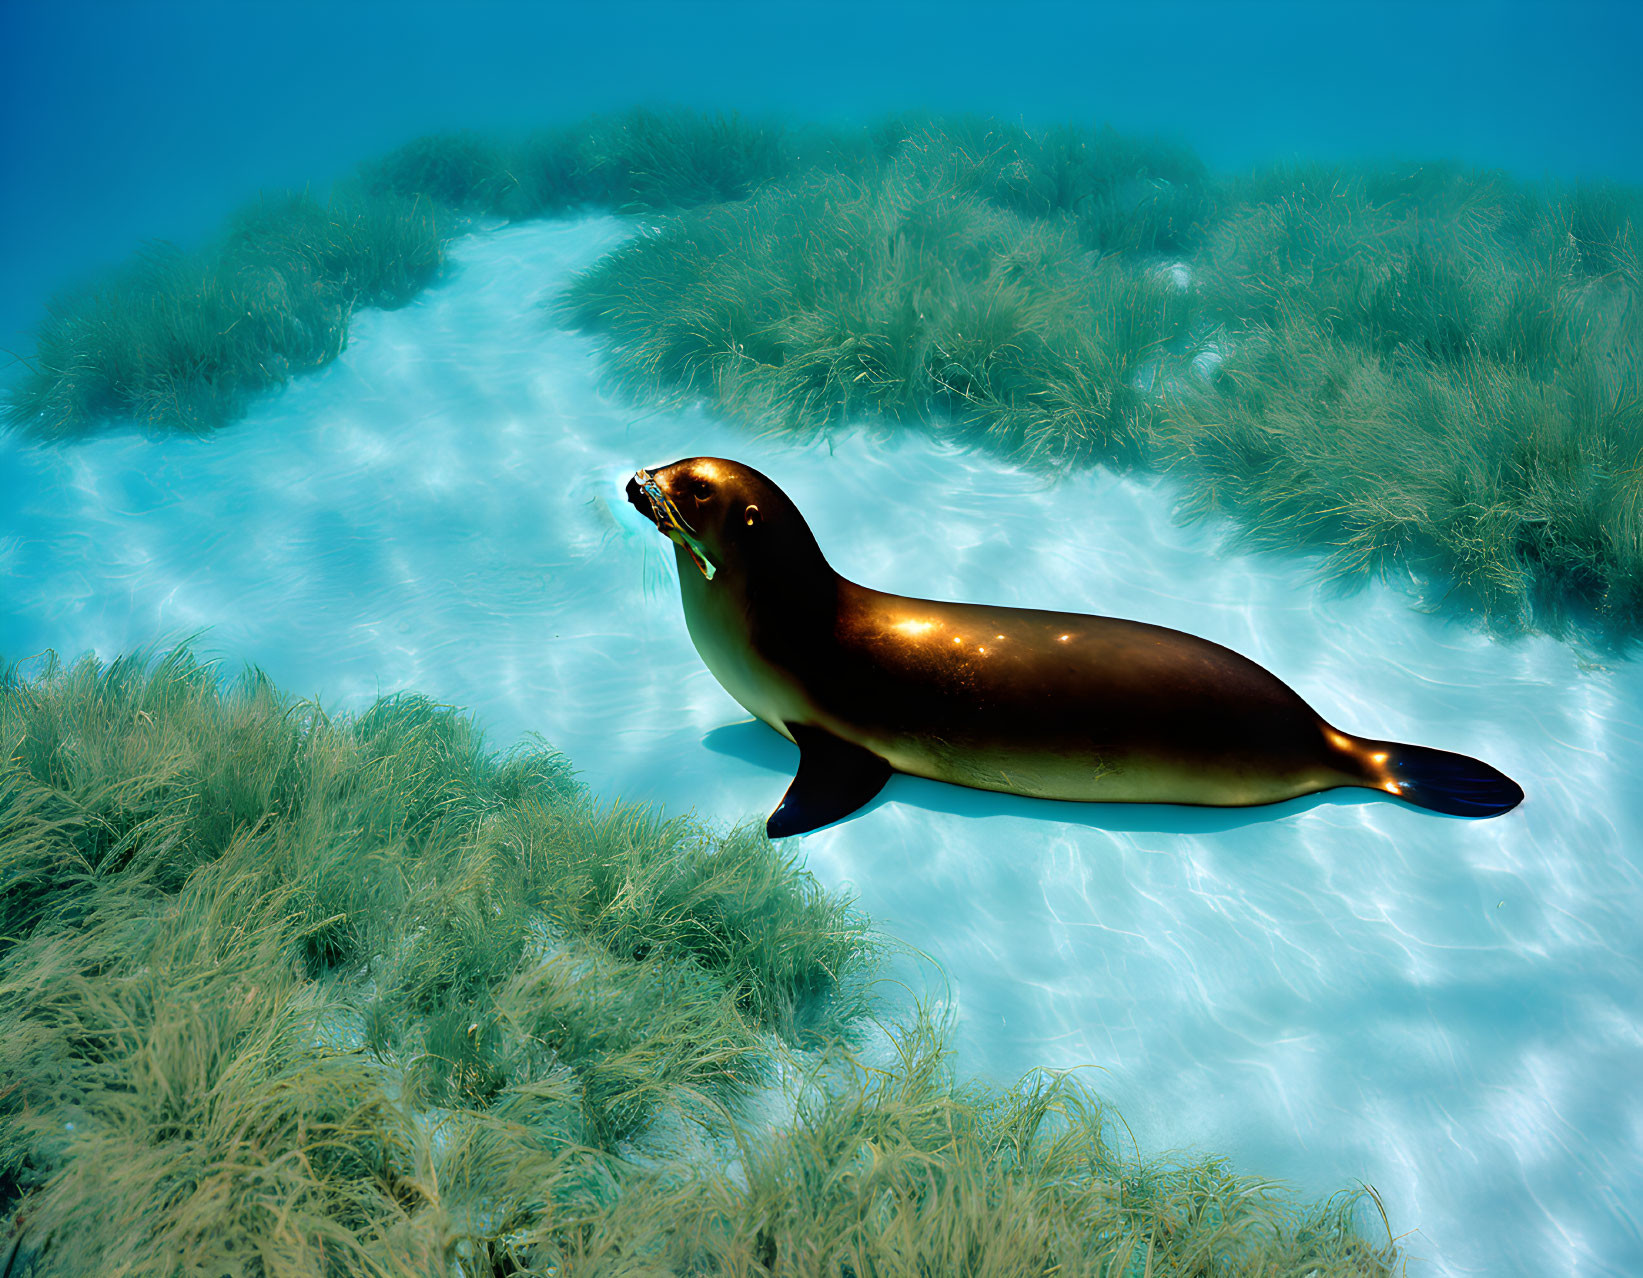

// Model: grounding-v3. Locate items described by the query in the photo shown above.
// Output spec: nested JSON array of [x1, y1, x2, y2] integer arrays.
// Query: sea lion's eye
[[690, 478, 712, 500]]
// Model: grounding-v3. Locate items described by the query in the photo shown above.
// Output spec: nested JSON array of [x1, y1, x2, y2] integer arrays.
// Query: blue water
[[3, 219, 1640, 1275], [3, 0, 1642, 354], [3, 5, 1641, 1273]]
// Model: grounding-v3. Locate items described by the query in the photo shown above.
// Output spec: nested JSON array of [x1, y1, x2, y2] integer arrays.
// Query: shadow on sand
[[700, 718, 1410, 837]]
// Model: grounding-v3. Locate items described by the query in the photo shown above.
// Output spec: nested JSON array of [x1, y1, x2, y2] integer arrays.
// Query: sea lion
[[626, 457, 1524, 837]]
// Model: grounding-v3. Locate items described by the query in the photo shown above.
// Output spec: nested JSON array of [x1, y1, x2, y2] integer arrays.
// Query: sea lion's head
[[625, 457, 826, 584]]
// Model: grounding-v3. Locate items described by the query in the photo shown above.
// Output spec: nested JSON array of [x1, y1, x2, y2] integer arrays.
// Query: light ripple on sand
[[1, 217, 1640, 1277]]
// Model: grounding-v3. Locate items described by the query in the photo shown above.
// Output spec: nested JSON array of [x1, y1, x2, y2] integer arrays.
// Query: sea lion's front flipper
[[766, 724, 892, 838]]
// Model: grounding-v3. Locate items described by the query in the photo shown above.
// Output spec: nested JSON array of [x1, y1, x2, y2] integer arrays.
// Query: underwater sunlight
[[4, 217, 1640, 1274]]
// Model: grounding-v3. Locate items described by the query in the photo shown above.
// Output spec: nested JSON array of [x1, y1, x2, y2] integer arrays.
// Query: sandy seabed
[[3, 217, 1639, 1277]]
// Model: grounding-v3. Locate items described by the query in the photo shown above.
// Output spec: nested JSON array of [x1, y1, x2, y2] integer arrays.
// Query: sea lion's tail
[[1337, 732, 1524, 818]]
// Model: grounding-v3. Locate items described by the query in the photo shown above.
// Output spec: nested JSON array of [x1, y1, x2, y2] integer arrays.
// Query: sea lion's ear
[[744, 504, 760, 527]]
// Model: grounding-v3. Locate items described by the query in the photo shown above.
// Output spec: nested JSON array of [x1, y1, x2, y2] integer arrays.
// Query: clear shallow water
[[2, 218, 1639, 1276]]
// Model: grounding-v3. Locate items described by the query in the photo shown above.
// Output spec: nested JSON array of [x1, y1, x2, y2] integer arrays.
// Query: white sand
[[2, 217, 1638, 1276]]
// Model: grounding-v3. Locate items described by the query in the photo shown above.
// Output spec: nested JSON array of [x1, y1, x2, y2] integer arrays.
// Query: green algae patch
[[0, 648, 1398, 1275], [564, 130, 1642, 643], [1173, 166, 1643, 639], [2, 112, 1204, 444], [361, 110, 800, 219], [562, 153, 1192, 469], [6, 191, 447, 439], [688, 1024, 1394, 1278], [3, 110, 806, 442]]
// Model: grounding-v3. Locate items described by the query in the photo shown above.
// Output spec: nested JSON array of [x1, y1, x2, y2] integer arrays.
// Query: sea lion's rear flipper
[[1382, 742, 1524, 818], [766, 724, 892, 838]]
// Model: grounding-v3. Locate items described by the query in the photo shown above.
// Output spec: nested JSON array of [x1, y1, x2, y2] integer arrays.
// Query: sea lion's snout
[[626, 465, 720, 581], [625, 472, 654, 524]]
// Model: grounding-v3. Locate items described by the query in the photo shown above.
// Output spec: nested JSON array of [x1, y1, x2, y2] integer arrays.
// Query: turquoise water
[[3, 218, 1639, 1275]]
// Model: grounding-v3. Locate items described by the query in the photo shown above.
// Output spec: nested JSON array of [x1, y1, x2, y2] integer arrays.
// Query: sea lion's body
[[682, 570, 1345, 806], [628, 457, 1522, 835]]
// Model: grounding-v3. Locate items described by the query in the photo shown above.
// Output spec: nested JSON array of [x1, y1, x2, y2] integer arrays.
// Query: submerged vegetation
[[1170, 167, 1643, 634], [564, 156, 1191, 468], [564, 126, 1643, 641], [2, 111, 789, 440], [9, 192, 447, 438], [0, 649, 1398, 1274], [4, 107, 1639, 638]]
